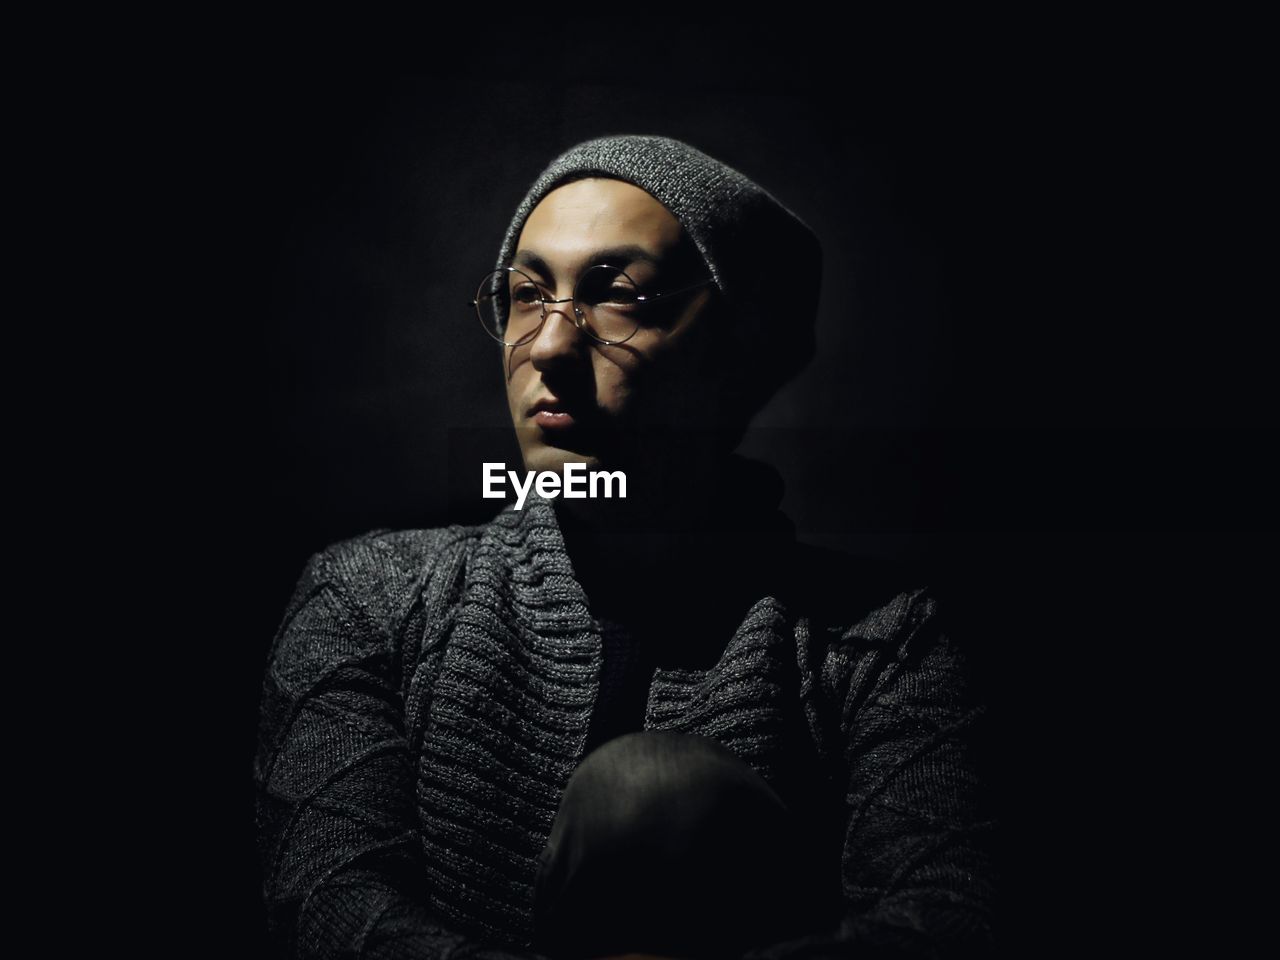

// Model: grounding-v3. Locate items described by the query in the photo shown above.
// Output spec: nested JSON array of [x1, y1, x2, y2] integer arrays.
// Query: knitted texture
[[494, 135, 823, 402], [253, 494, 995, 959], [582, 617, 651, 756]]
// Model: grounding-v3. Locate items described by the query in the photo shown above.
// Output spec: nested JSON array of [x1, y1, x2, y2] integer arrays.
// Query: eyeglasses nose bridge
[[528, 294, 590, 345], [538, 293, 588, 327]]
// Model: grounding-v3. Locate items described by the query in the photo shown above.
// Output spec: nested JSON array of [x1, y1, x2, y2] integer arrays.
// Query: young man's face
[[502, 177, 726, 478]]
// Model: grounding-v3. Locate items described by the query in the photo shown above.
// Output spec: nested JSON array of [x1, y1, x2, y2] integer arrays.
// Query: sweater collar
[[487, 455, 796, 635]]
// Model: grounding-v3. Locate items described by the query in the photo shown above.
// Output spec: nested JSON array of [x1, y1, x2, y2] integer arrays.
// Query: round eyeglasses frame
[[470, 264, 717, 347]]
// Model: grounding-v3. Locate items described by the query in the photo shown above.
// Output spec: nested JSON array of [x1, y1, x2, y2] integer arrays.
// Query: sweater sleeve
[[252, 546, 547, 960], [744, 590, 996, 960]]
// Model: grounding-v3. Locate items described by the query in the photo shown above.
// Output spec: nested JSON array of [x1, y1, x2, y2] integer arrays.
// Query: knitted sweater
[[252, 491, 995, 959]]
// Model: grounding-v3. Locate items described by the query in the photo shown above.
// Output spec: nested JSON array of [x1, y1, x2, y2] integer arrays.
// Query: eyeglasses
[[470, 263, 717, 347]]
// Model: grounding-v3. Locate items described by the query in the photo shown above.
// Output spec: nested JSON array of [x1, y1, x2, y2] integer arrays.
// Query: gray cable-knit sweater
[[252, 491, 995, 959]]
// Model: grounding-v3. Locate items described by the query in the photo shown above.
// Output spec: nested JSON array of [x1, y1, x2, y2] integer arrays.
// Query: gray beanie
[[495, 134, 822, 418]]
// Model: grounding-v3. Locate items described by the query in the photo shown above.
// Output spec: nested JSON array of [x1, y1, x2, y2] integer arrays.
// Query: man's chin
[[520, 446, 604, 477]]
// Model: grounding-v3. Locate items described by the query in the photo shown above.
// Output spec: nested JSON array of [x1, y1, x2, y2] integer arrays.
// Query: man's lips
[[528, 398, 583, 431], [533, 409, 575, 429]]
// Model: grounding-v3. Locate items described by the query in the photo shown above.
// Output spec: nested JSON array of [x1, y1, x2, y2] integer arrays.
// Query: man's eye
[[605, 286, 640, 304], [511, 284, 543, 304]]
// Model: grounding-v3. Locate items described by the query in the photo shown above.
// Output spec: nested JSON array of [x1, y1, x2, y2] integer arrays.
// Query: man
[[254, 135, 994, 959]]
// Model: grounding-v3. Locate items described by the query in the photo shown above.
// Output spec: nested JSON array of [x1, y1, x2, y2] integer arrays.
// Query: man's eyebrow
[[511, 249, 553, 279], [588, 245, 665, 268], [512, 245, 666, 278]]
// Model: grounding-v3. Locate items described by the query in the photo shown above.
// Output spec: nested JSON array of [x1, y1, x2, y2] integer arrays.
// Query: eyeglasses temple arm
[[633, 277, 717, 303]]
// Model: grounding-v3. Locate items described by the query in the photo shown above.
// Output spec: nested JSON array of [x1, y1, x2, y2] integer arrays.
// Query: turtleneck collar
[[497, 454, 796, 631]]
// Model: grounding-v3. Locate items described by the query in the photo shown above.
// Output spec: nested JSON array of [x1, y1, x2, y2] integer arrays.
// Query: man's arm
[[744, 589, 996, 959], [253, 546, 546, 960]]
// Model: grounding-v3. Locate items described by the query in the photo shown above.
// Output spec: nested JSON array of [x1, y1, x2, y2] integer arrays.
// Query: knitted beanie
[[494, 134, 823, 418]]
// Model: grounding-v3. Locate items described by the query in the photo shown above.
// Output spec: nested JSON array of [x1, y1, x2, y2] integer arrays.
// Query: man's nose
[[529, 296, 587, 368]]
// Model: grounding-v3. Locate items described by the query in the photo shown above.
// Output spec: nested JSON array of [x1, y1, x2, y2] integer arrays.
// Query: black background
[[121, 28, 1270, 959]]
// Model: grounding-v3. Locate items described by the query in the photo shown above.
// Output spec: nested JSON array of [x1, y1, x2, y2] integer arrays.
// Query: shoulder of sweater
[[301, 520, 489, 637], [783, 539, 944, 661], [313, 523, 482, 575], [782, 542, 977, 716]]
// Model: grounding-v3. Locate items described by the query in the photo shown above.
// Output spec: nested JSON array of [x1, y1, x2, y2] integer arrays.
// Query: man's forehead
[[513, 178, 706, 280], [522, 178, 680, 239]]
